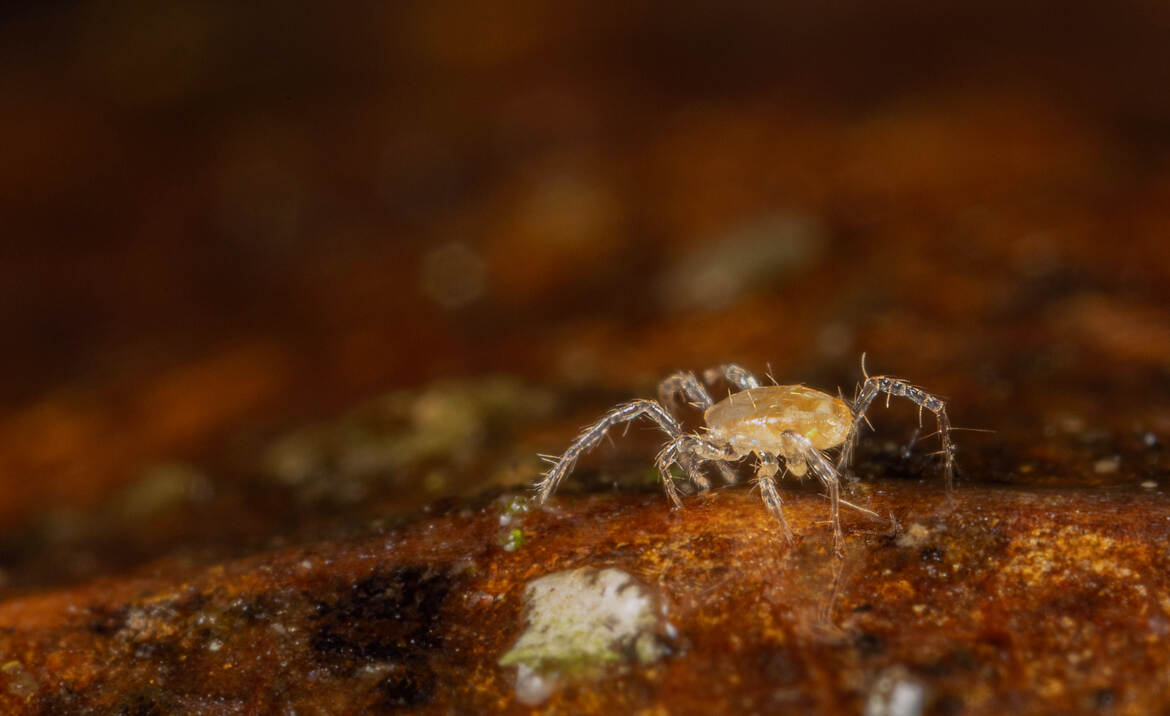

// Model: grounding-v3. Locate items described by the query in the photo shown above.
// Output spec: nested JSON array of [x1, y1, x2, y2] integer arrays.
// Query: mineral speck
[[865, 665, 928, 716], [499, 567, 676, 705]]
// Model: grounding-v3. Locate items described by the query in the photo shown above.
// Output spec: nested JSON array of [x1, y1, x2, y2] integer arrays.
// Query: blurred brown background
[[1, 1, 1169, 588]]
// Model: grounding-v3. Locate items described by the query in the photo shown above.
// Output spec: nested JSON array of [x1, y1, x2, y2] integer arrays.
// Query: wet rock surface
[[1, 482, 1170, 713]]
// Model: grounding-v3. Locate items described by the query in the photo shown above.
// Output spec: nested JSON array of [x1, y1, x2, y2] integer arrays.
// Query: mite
[[536, 359, 955, 552]]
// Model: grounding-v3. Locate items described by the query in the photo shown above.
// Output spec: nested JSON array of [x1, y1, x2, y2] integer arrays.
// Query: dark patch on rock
[[86, 604, 128, 636], [854, 632, 885, 657], [920, 546, 945, 563], [36, 684, 85, 715], [310, 565, 454, 701], [114, 687, 174, 716], [758, 647, 803, 686], [375, 668, 436, 710], [129, 638, 179, 665], [935, 694, 966, 715], [1093, 688, 1116, 709], [307, 566, 457, 711]]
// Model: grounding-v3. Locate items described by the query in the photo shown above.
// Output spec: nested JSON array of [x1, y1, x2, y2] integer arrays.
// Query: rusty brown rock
[[0, 479, 1166, 714]]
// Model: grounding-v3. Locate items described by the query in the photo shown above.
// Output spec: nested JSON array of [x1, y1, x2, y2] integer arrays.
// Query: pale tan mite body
[[704, 385, 853, 475]]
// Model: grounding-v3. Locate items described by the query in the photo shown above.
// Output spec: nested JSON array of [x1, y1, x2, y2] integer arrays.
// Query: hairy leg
[[755, 453, 795, 542], [781, 431, 844, 555], [658, 370, 740, 485], [840, 375, 955, 490], [657, 370, 715, 414], [656, 434, 739, 499], [537, 400, 686, 503], [702, 363, 762, 392]]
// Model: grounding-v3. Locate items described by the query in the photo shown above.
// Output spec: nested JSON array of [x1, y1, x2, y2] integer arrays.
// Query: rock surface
[[1, 481, 1169, 713]]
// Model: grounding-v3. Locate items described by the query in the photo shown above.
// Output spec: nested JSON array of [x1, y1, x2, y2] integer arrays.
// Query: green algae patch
[[499, 567, 677, 705], [498, 527, 529, 552]]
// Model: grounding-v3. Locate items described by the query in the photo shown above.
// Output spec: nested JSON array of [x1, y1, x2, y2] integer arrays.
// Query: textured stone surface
[[1, 481, 1169, 713]]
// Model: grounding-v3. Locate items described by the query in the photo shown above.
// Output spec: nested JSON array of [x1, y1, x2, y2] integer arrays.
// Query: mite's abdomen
[[704, 385, 853, 452]]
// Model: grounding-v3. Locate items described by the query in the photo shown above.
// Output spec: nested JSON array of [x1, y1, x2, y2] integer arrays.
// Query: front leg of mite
[[754, 453, 795, 542], [843, 375, 955, 490], [657, 371, 739, 486], [702, 363, 762, 392], [658, 370, 715, 414], [657, 434, 739, 501]]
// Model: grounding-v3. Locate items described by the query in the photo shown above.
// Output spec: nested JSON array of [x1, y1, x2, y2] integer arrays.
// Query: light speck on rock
[[865, 665, 928, 716], [499, 567, 676, 705]]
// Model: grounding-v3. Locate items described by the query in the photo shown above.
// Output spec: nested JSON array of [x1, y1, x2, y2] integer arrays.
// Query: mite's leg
[[652, 441, 687, 507], [657, 370, 715, 414], [841, 375, 955, 490], [781, 431, 844, 555], [655, 434, 733, 504], [537, 400, 689, 503], [702, 363, 762, 392], [658, 371, 740, 485], [754, 453, 795, 542]]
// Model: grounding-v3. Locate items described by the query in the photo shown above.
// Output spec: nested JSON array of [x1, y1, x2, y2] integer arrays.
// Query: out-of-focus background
[[2, 1, 1169, 587]]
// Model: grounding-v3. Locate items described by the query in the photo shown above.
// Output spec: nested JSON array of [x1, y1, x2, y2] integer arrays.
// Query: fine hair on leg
[[537, 399, 685, 503], [702, 363, 762, 392], [754, 453, 795, 541], [657, 370, 715, 414], [781, 431, 844, 555], [843, 375, 955, 490], [658, 371, 741, 486], [657, 434, 739, 499]]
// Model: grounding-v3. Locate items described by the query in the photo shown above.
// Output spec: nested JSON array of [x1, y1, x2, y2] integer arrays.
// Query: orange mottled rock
[[0, 483, 1167, 713]]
